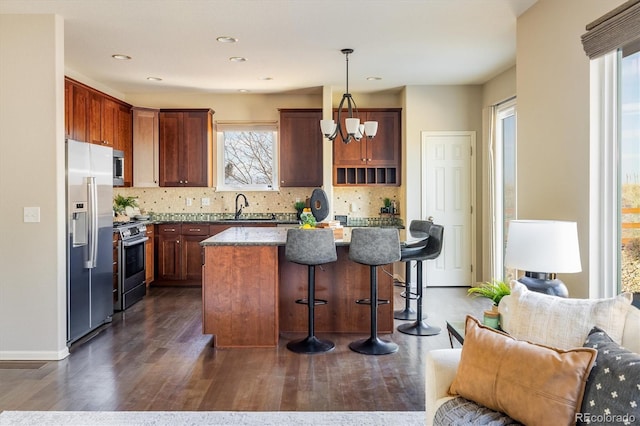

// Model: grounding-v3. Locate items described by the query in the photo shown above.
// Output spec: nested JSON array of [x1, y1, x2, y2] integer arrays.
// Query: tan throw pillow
[[449, 316, 597, 426], [499, 280, 631, 349]]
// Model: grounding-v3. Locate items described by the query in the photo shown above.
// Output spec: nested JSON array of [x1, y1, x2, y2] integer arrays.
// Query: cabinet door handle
[[103, 140, 109, 145], [185, 180, 188, 184], [189, 228, 201, 232], [176, 240, 180, 244], [165, 228, 175, 232]]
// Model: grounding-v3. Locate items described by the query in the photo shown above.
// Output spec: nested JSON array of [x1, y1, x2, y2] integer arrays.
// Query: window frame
[[215, 123, 279, 192]]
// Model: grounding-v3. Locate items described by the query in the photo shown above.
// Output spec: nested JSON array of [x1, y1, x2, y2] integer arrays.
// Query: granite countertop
[[200, 226, 353, 246]]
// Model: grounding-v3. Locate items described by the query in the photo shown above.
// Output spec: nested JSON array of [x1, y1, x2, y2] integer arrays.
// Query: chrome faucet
[[234, 193, 249, 219]]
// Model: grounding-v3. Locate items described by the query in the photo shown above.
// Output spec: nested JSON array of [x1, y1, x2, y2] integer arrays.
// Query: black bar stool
[[394, 220, 432, 320], [285, 228, 337, 354], [348, 227, 401, 355], [397, 223, 444, 336]]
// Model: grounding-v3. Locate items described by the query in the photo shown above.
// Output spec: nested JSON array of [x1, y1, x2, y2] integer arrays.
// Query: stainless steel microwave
[[113, 150, 124, 187]]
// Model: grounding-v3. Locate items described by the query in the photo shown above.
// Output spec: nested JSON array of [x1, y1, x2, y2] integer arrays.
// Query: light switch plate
[[201, 197, 210, 206], [24, 206, 40, 223], [186, 198, 193, 206]]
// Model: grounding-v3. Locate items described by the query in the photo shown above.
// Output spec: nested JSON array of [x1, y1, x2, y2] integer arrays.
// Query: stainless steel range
[[114, 221, 148, 311]]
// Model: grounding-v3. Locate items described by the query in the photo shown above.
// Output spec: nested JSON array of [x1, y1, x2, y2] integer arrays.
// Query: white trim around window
[[588, 51, 620, 299]]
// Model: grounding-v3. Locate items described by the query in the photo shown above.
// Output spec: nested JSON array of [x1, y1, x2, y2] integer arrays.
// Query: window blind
[[581, 0, 640, 59]]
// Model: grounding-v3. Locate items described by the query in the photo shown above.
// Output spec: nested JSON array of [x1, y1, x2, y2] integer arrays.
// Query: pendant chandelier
[[320, 49, 378, 144]]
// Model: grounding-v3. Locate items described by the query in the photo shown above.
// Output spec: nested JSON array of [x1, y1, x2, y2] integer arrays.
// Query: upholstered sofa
[[426, 281, 640, 426]]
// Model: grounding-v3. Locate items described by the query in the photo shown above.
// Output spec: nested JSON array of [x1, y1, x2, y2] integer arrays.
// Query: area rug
[[0, 410, 425, 425]]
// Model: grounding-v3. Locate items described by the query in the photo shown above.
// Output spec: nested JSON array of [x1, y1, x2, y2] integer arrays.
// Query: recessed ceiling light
[[229, 56, 247, 62], [112, 54, 132, 60], [147, 77, 163, 82], [216, 36, 238, 43], [366, 76, 382, 81], [238, 89, 250, 93]]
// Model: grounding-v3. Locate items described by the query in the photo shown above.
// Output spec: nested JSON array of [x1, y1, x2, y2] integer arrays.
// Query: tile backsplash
[[115, 186, 401, 219]]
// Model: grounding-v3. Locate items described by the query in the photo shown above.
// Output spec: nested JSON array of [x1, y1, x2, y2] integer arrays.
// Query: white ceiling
[[0, 0, 537, 95]]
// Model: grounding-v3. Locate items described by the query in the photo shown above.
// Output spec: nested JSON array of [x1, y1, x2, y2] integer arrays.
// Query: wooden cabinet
[[64, 77, 133, 186], [116, 104, 133, 187], [157, 224, 183, 281], [156, 223, 210, 283], [279, 109, 323, 187], [132, 108, 160, 187], [159, 109, 213, 187], [333, 108, 401, 186], [182, 224, 209, 281], [145, 225, 155, 286]]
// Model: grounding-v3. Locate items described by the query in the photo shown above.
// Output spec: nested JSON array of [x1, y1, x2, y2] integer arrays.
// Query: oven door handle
[[122, 236, 149, 247]]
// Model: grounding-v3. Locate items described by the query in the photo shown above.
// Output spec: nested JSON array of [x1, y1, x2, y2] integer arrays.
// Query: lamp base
[[519, 272, 568, 298]]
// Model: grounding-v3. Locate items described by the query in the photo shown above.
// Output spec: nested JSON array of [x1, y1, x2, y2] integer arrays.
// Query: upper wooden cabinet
[[64, 77, 133, 186], [332, 108, 401, 186], [159, 109, 213, 187], [279, 109, 323, 187], [132, 107, 160, 187]]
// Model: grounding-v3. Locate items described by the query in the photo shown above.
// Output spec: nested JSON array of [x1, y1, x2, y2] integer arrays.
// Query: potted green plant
[[294, 201, 306, 221], [113, 194, 138, 215], [467, 280, 510, 328], [382, 197, 392, 213]]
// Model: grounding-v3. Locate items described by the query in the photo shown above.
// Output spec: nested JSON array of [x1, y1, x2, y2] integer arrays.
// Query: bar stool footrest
[[393, 307, 417, 320], [355, 298, 390, 306], [400, 290, 420, 300], [294, 298, 328, 306]]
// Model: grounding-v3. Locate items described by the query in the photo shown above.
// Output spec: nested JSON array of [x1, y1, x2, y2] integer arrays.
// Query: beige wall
[[516, 0, 623, 297], [403, 85, 484, 280], [0, 14, 68, 360]]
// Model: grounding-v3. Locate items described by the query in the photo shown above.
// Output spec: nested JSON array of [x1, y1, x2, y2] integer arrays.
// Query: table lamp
[[504, 220, 581, 297]]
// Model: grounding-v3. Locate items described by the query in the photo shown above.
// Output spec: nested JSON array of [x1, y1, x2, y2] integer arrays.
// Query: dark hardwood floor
[[0, 280, 490, 412]]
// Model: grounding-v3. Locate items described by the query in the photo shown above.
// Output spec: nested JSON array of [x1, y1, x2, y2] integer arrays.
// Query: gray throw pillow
[[578, 327, 640, 425]]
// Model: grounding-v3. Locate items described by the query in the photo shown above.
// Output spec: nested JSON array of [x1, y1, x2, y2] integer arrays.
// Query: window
[[584, 2, 640, 298], [490, 98, 517, 281], [620, 49, 640, 295], [216, 123, 278, 191]]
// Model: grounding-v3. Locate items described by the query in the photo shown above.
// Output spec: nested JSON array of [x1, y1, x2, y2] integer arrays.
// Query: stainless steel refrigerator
[[66, 139, 114, 345]]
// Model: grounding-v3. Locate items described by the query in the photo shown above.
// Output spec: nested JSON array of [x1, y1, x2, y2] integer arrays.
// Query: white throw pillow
[[499, 280, 632, 350]]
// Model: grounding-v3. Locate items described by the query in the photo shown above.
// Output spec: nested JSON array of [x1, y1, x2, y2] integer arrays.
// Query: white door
[[421, 131, 475, 286]]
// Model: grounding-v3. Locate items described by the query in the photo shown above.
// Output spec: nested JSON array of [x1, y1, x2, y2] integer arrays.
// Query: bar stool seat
[[397, 223, 444, 336], [394, 220, 432, 320], [348, 228, 401, 355], [285, 228, 337, 354]]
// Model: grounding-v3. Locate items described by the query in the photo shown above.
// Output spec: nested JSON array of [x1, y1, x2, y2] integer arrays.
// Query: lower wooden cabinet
[[155, 223, 276, 285], [156, 223, 219, 284], [145, 225, 154, 285]]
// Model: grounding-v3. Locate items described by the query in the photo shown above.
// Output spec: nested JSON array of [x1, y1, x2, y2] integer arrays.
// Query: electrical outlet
[[350, 202, 357, 212], [185, 198, 192, 206], [201, 197, 210, 206], [24, 206, 40, 223]]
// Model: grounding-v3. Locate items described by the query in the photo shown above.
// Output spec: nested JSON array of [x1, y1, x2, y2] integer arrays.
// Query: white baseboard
[[0, 347, 69, 361]]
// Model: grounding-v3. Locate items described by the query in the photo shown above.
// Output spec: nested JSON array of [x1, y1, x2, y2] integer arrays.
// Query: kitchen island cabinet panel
[[201, 227, 394, 348], [278, 246, 392, 334], [203, 246, 279, 347]]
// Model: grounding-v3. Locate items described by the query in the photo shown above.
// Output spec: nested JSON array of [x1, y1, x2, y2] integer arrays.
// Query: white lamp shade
[[364, 121, 378, 137], [320, 119, 336, 136], [345, 118, 360, 135], [355, 124, 365, 140], [504, 220, 582, 273]]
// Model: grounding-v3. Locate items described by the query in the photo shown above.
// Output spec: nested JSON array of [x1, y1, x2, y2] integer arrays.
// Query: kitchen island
[[200, 227, 395, 348]]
